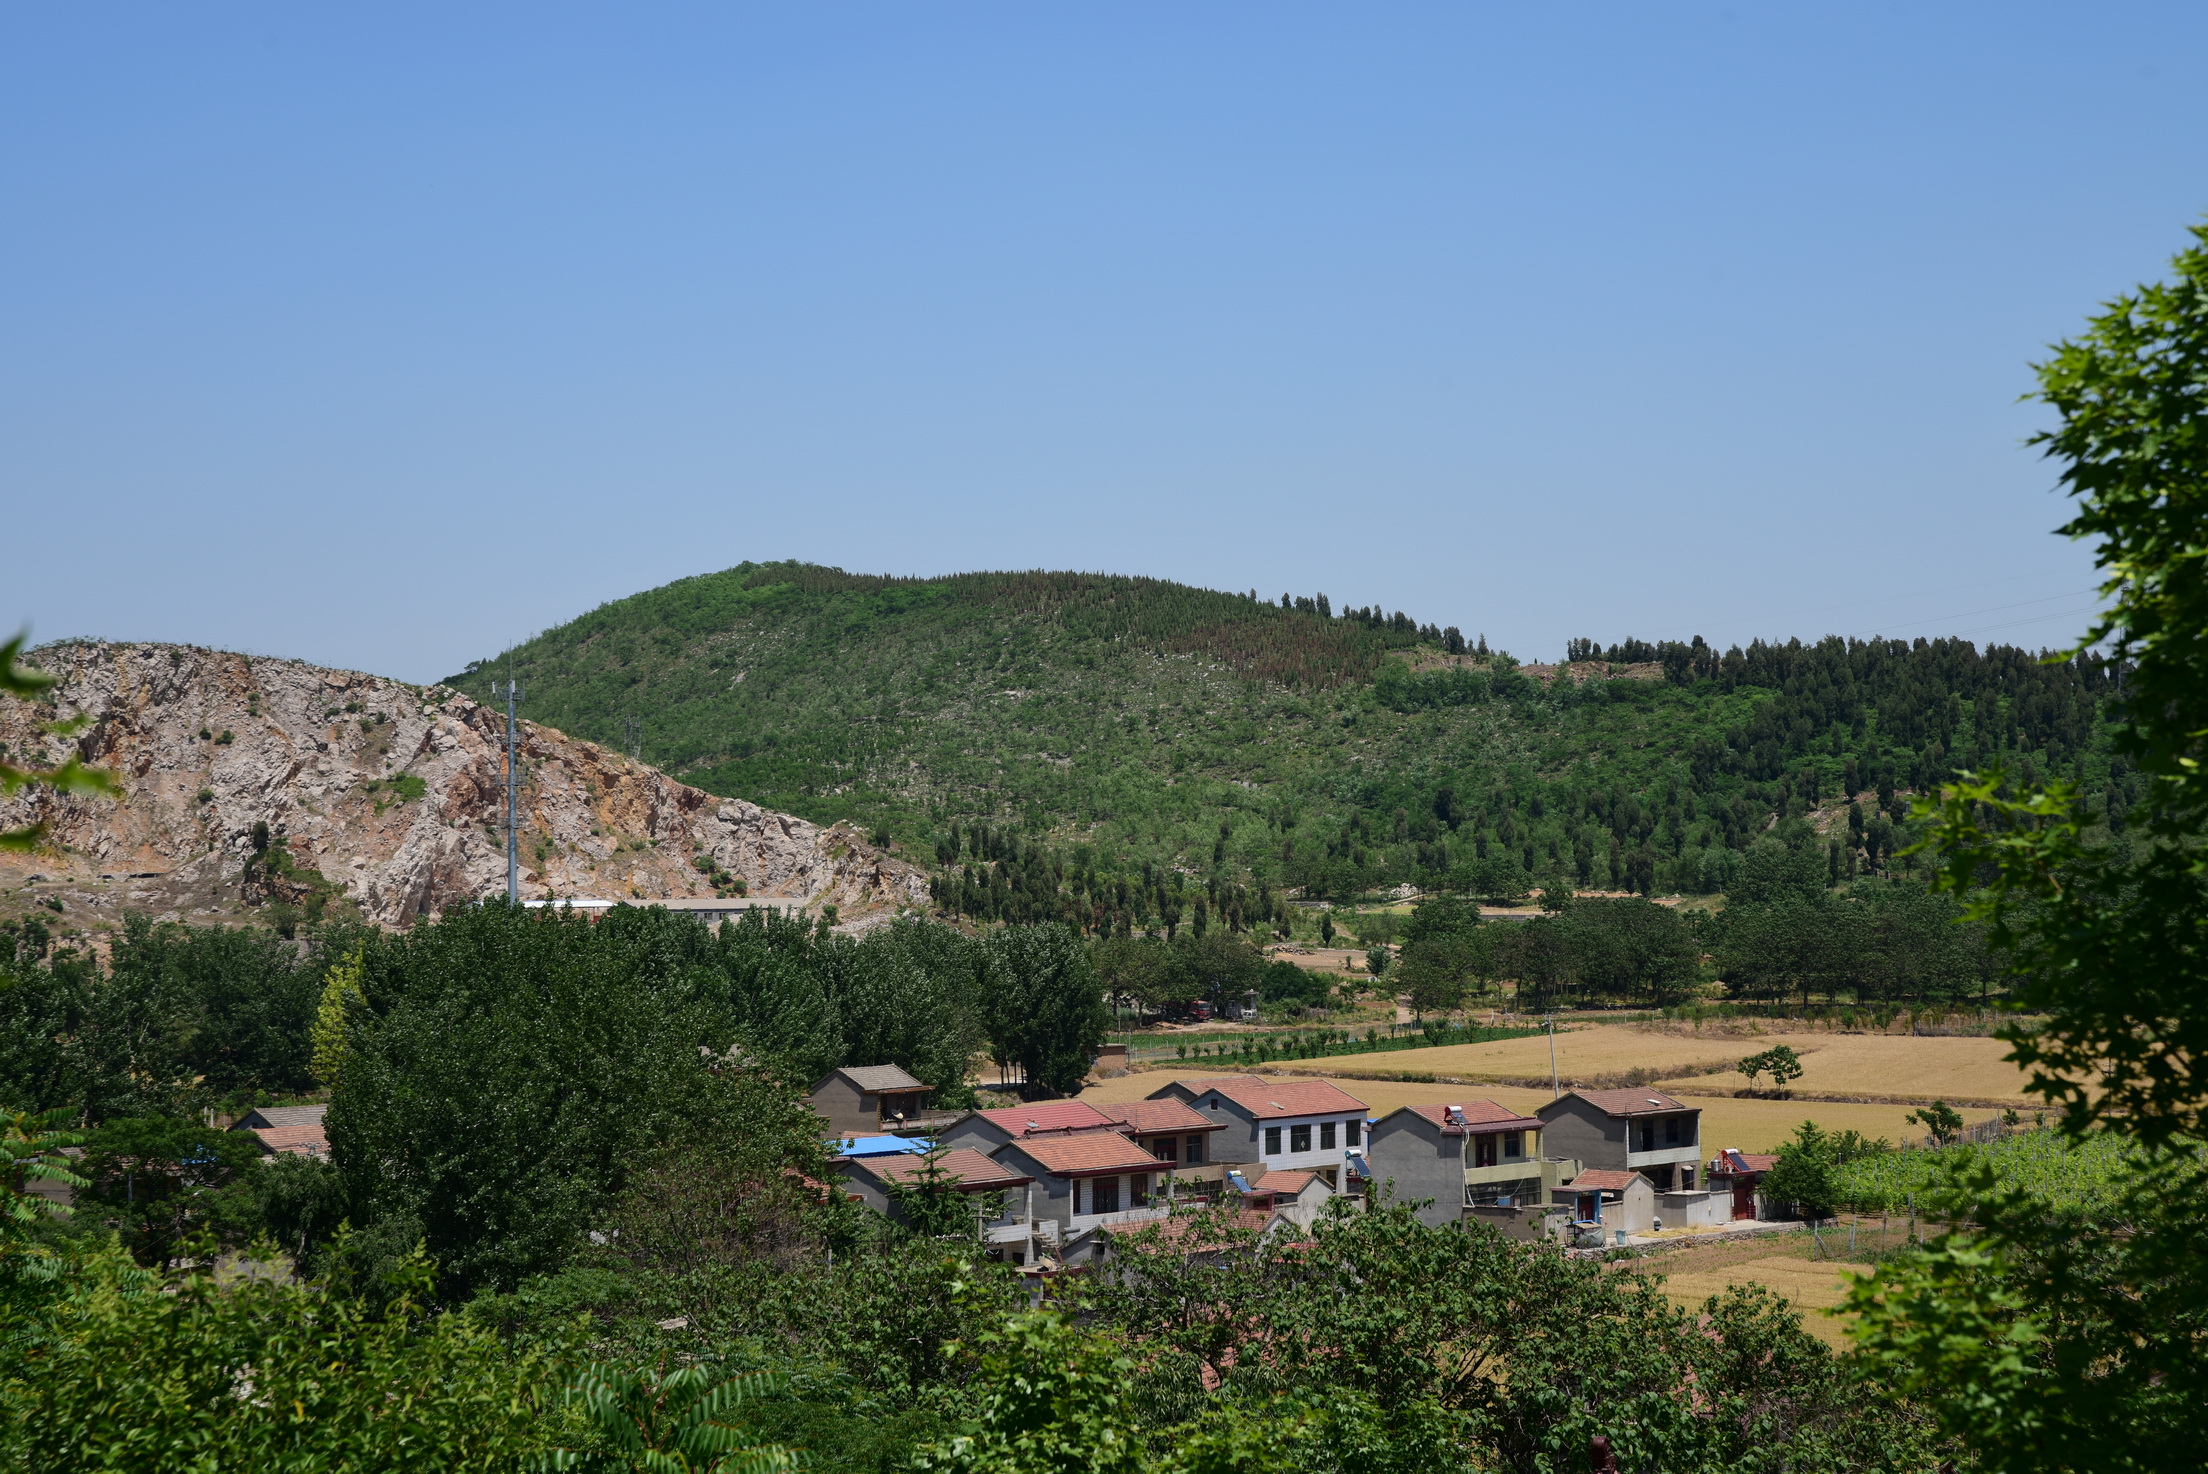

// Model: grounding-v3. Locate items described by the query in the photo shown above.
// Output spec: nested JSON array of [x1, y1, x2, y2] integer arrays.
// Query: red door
[[1731, 1178, 1756, 1220]]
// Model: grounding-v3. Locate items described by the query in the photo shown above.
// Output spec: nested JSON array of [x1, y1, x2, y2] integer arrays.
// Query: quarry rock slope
[[0, 641, 927, 930]]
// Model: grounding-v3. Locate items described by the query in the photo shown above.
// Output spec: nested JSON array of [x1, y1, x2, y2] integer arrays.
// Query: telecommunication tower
[[486, 670, 526, 902]]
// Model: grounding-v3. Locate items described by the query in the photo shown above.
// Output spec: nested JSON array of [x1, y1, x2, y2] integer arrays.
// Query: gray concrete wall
[[936, 1115, 1011, 1155], [1465, 1204, 1570, 1243], [1157, 1084, 1263, 1163], [1365, 1111, 1466, 1229], [1656, 1189, 1730, 1230], [1537, 1097, 1630, 1170], [809, 1076, 871, 1136]]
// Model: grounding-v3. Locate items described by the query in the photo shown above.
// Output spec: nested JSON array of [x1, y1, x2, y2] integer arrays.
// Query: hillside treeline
[[452, 561, 2121, 921]]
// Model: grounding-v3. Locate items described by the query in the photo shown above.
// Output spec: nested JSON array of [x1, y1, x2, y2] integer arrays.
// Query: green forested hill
[[448, 562, 2120, 921]]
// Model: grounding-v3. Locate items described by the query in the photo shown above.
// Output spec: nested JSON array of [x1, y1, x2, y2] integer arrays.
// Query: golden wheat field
[[1271, 1023, 2040, 1105], [1629, 1239, 1869, 1348], [1079, 1068, 2000, 1153]]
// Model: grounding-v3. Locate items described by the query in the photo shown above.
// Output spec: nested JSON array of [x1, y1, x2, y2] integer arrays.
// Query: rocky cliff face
[[0, 641, 928, 932]]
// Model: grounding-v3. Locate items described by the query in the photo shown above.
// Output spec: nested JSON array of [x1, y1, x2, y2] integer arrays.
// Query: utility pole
[[488, 668, 526, 903], [1547, 1014, 1560, 1099]]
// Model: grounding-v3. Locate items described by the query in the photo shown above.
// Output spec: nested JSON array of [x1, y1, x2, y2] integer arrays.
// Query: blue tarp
[[830, 1134, 930, 1157]]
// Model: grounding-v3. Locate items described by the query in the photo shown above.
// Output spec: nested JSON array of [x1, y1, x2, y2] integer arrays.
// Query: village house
[[835, 1148, 1037, 1255], [229, 1104, 330, 1159], [1363, 1101, 1577, 1229], [1149, 1076, 1372, 1190], [1708, 1148, 1781, 1220], [1096, 1098, 1227, 1196], [805, 1064, 943, 1137], [1535, 1088, 1703, 1191], [986, 1131, 1171, 1244]]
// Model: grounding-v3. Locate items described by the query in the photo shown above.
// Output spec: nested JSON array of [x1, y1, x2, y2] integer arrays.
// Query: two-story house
[[988, 1131, 1171, 1241], [1535, 1089, 1702, 1191], [1149, 1076, 1371, 1190], [1363, 1101, 1574, 1228], [807, 1065, 940, 1137], [1097, 1098, 1227, 1196]]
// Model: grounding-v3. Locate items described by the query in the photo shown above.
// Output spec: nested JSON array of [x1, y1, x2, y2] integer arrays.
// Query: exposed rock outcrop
[[0, 641, 927, 930]]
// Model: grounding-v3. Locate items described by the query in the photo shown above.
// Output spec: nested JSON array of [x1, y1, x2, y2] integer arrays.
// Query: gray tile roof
[[234, 1104, 328, 1130], [833, 1064, 928, 1093]]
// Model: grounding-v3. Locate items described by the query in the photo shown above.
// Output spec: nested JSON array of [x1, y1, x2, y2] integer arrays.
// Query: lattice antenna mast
[[487, 664, 526, 903], [622, 714, 642, 763]]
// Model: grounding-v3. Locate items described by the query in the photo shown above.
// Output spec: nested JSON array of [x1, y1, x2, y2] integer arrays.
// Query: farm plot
[[1626, 1236, 1867, 1349], [1657, 1031, 2041, 1105], [1274, 1024, 2040, 1106], [1832, 1128, 2139, 1215]]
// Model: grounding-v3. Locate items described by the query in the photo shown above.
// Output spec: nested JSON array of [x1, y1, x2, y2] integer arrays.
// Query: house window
[[1344, 1118, 1361, 1147], [1264, 1126, 1282, 1155], [1093, 1177, 1120, 1214], [1185, 1134, 1206, 1164], [1130, 1174, 1148, 1206], [1502, 1132, 1523, 1158], [1474, 1135, 1498, 1169], [1664, 1116, 1680, 1146], [1151, 1137, 1178, 1163], [1319, 1121, 1337, 1150], [1290, 1124, 1311, 1153], [1637, 1122, 1655, 1153], [1071, 1180, 1082, 1214]]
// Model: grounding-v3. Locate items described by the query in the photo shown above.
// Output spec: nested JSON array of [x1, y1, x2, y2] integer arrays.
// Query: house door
[[1730, 1179, 1755, 1220]]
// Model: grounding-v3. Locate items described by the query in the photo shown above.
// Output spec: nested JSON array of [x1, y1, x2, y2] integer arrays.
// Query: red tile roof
[[1099, 1099, 1219, 1136], [1006, 1133, 1167, 1178], [1253, 1168, 1318, 1195], [1716, 1150, 1779, 1174], [1162, 1076, 1369, 1120], [1560, 1088, 1691, 1117], [972, 1100, 1121, 1137], [1565, 1169, 1645, 1192], [1399, 1102, 1545, 1134], [854, 1149, 1032, 1191], [249, 1124, 329, 1158]]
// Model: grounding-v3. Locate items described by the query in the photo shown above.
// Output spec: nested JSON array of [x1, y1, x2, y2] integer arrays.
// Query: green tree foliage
[[1840, 223, 2208, 1470], [76, 1116, 266, 1269], [1737, 1044, 1805, 1095], [0, 913, 350, 1120], [541, 1363, 797, 1474], [1903, 1100, 1964, 1147], [2, 1238, 557, 1468], [1082, 1202, 1940, 1472], [1759, 1121, 1840, 1220], [982, 924, 1107, 1099], [332, 902, 837, 1297], [310, 946, 365, 1090]]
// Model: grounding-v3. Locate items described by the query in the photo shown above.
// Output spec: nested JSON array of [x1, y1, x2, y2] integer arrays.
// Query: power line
[[1842, 587, 2105, 640]]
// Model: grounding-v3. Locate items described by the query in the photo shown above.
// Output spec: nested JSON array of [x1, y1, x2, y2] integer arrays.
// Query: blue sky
[[6, 4, 2204, 682]]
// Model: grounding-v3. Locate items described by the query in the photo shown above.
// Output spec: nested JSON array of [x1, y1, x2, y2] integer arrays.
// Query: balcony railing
[[1070, 1205, 1170, 1231]]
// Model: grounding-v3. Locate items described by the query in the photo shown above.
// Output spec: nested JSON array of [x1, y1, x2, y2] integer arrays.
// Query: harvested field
[[1624, 1233, 1870, 1348], [1276, 1024, 2040, 1105], [1657, 1031, 2040, 1105], [1077, 1069, 2001, 1153]]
